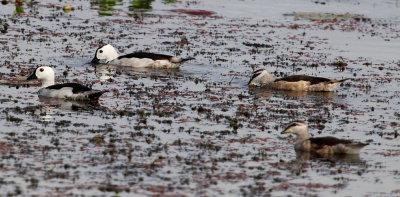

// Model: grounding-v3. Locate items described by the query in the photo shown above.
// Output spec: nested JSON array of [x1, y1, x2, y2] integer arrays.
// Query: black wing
[[46, 83, 91, 93], [275, 75, 331, 85], [310, 137, 353, 146], [248, 69, 266, 85], [118, 52, 173, 61]]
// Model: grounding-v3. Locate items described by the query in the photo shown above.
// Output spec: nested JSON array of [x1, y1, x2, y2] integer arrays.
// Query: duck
[[91, 44, 193, 68], [27, 66, 108, 101], [281, 121, 368, 155], [248, 69, 349, 91]]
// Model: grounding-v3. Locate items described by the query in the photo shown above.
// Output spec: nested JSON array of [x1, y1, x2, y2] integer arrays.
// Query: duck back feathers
[[46, 83, 91, 93], [44, 83, 108, 101], [310, 137, 353, 147], [275, 75, 332, 85], [118, 52, 173, 61], [309, 137, 368, 155]]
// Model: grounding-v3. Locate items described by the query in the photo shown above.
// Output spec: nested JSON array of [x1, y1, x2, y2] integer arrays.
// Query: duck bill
[[27, 70, 37, 80], [91, 56, 100, 64], [281, 128, 293, 134], [248, 83, 257, 88]]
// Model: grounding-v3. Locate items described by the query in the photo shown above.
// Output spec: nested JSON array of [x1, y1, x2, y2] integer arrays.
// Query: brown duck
[[248, 69, 349, 91], [281, 121, 368, 154]]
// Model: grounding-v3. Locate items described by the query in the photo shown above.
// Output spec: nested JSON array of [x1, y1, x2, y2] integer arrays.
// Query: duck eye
[[39, 68, 44, 72], [99, 50, 103, 53]]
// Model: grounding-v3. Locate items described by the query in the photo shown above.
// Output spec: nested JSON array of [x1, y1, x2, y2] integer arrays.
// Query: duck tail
[[346, 142, 368, 154], [338, 78, 351, 83], [181, 57, 195, 63], [328, 78, 351, 84], [169, 57, 194, 64]]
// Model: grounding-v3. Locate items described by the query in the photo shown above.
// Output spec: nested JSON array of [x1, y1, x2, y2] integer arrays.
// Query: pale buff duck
[[281, 121, 368, 155], [248, 69, 349, 91]]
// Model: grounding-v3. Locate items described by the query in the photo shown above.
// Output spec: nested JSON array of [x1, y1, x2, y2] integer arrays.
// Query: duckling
[[91, 44, 193, 68], [248, 69, 349, 91], [27, 66, 108, 101], [281, 121, 368, 154]]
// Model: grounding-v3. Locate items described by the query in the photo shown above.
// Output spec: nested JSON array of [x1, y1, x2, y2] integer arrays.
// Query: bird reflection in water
[[296, 151, 363, 164], [33, 98, 104, 122], [249, 88, 337, 101], [94, 64, 182, 81], [286, 151, 365, 177], [94, 64, 117, 82], [34, 104, 55, 122]]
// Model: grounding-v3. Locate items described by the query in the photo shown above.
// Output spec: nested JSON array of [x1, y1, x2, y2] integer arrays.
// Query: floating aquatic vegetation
[[0, 0, 399, 196], [293, 12, 367, 21], [170, 9, 216, 16]]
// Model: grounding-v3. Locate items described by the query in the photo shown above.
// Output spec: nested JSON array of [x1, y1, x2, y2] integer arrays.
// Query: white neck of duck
[[41, 74, 55, 87], [100, 45, 120, 63], [105, 51, 119, 63]]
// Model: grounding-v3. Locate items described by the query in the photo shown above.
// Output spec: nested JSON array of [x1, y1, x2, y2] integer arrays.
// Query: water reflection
[[249, 88, 337, 101], [95, 64, 117, 81], [94, 64, 182, 81], [296, 151, 364, 164], [32, 98, 104, 122], [39, 98, 102, 110], [287, 151, 366, 178], [33, 104, 55, 122]]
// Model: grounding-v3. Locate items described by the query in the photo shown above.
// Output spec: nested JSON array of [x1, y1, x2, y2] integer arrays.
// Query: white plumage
[[27, 66, 107, 101], [91, 44, 193, 68]]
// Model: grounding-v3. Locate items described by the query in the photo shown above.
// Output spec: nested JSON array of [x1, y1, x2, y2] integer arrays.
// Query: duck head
[[27, 66, 55, 87], [281, 121, 309, 136], [91, 44, 119, 64], [248, 69, 275, 87]]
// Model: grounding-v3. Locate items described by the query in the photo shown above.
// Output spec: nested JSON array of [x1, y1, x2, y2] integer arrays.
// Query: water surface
[[0, 0, 399, 196]]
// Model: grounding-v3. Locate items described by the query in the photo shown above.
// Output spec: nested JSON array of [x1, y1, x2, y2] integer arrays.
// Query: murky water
[[0, 0, 399, 196]]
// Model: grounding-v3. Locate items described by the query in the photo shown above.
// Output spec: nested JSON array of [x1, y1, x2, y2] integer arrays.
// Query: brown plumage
[[309, 136, 353, 146], [275, 75, 332, 85]]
